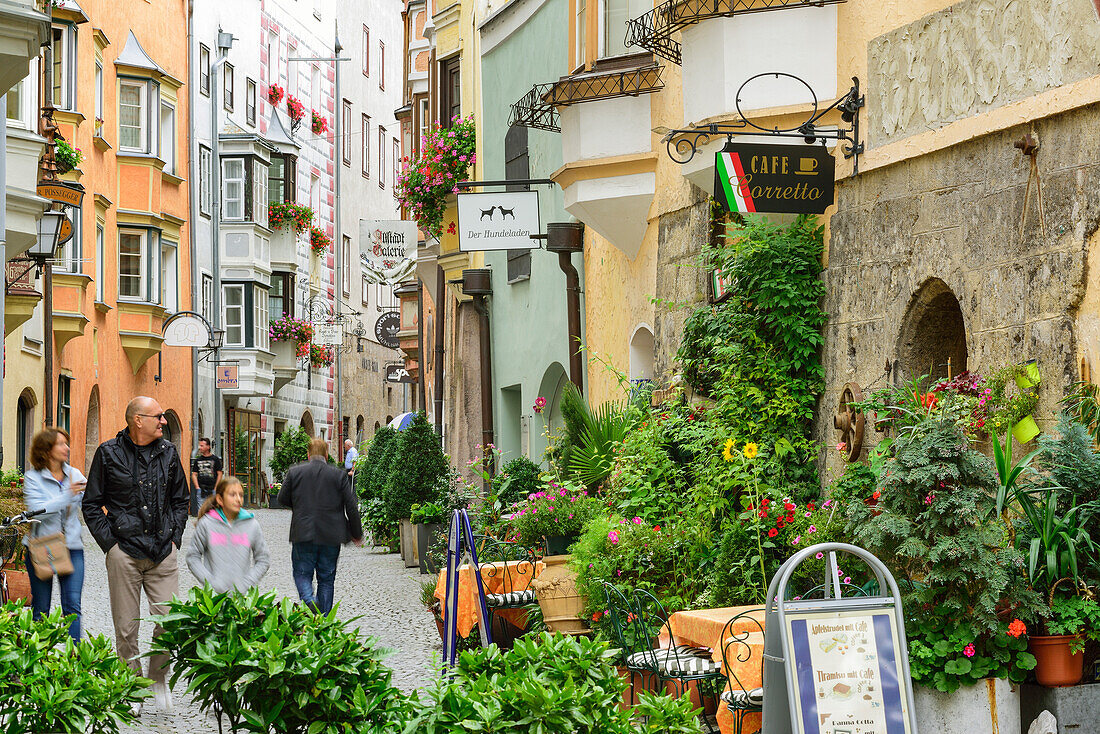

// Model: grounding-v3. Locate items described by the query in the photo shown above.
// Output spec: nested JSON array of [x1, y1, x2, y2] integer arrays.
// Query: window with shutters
[[505, 124, 532, 283]]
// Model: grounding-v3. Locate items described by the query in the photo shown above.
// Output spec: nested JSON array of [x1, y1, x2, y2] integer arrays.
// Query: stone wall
[[819, 103, 1100, 478], [653, 190, 711, 382]]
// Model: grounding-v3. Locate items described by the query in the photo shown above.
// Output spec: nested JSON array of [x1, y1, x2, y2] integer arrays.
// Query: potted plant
[[308, 343, 334, 369], [988, 366, 1040, 443], [267, 83, 284, 105], [268, 315, 312, 368], [510, 480, 598, 555], [310, 110, 328, 135], [285, 95, 306, 130], [410, 501, 446, 575], [309, 226, 332, 255], [53, 139, 83, 174], [1030, 584, 1100, 687], [1015, 359, 1041, 390]]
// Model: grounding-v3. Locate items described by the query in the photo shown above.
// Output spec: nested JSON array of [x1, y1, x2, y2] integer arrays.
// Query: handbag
[[27, 479, 74, 580]]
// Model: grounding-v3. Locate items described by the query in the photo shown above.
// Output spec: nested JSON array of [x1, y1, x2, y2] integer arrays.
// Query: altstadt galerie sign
[[714, 142, 834, 215]]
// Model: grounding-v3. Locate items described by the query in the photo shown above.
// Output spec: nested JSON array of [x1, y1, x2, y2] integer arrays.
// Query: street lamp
[[33, 208, 66, 427], [208, 327, 226, 351], [30, 210, 66, 261]]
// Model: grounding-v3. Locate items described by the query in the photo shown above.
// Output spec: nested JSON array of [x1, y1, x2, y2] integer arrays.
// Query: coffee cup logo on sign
[[797, 157, 819, 175]]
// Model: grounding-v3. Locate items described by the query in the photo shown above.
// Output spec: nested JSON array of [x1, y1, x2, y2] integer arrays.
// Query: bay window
[[224, 283, 273, 348], [268, 153, 296, 203], [160, 238, 178, 311], [254, 288, 269, 350], [119, 229, 149, 300], [119, 78, 160, 154], [253, 160, 269, 227], [221, 158, 245, 220], [223, 156, 272, 223], [224, 284, 245, 346], [270, 272, 295, 318]]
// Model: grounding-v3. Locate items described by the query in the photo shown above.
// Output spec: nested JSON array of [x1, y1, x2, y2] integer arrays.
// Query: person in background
[[22, 428, 86, 641], [278, 438, 362, 613], [82, 396, 189, 713], [343, 439, 358, 479], [190, 437, 222, 516], [187, 476, 269, 593]]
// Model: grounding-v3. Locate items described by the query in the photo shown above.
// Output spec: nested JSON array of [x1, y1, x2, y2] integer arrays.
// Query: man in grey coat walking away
[[278, 438, 362, 613]]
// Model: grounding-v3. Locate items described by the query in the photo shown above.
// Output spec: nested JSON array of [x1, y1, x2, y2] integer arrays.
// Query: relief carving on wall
[[867, 0, 1100, 147]]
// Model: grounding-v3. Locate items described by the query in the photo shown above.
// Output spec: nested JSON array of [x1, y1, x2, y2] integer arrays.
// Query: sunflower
[[722, 438, 736, 462], [743, 442, 759, 460]]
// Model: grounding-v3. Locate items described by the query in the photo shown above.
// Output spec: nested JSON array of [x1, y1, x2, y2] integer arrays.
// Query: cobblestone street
[[70, 509, 439, 732]]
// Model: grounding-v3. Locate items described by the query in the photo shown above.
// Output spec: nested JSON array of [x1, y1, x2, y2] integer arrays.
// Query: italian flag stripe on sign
[[718, 151, 755, 213]]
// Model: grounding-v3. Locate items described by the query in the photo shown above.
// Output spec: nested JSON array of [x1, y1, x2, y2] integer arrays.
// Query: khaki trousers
[[105, 543, 178, 683]]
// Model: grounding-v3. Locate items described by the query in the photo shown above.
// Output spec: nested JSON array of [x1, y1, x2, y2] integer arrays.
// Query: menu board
[[785, 607, 912, 734]]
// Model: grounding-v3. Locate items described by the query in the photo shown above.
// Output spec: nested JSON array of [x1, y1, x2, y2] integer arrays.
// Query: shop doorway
[[897, 278, 968, 384], [85, 386, 100, 475], [16, 389, 36, 473], [227, 408, 263, 507]]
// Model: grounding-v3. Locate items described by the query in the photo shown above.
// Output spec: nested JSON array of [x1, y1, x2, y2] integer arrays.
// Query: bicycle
[[0, 508, 44, 604]]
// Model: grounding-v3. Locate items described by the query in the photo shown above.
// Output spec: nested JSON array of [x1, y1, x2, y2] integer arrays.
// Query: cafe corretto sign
[[714, 142, 835, 215]]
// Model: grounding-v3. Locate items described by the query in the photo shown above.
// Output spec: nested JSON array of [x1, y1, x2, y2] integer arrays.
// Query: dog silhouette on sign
[[498, 207, 515, 220], [480, 206, 497, 220]]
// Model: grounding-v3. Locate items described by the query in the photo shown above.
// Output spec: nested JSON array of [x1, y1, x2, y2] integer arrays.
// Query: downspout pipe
[[211, 30, 235, 455], [547, 222, 584, 389], [461, 268, 493, 481], [417, 278, 426, 413], [433, 264, 444, 440], [187, 0, 199, 460]]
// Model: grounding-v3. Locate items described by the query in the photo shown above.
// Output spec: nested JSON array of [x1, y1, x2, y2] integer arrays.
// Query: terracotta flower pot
[[531, 554, 589, 634], [1029, 634, 1085, 687], [2, 562, 32, 605]]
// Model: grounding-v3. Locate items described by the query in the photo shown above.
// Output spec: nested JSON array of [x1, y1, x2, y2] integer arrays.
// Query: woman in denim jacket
[[22, 427, 86, 640]]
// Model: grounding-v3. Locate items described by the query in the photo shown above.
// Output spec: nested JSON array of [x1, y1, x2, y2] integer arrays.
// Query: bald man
[[83, 396, 189, 713]]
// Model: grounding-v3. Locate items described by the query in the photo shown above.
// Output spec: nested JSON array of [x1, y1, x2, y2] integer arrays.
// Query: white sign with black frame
[[457, 191, 540, 252]]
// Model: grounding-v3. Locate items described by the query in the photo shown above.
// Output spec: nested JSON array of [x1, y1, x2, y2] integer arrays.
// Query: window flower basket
[[269, 315, 313, 351], [286, 95, 306, 131], [309, 343, 334, 368], [395, 115, 476, 239], [309, 226, 332, 255], [268, 202, 314, 233], [310, 111, 328, 135], [267, 83, 285, 106], [54, 139, 83, 174]]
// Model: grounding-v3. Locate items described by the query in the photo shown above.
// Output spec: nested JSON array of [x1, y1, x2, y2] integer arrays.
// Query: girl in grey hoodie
[[186, 477, 270, 593]]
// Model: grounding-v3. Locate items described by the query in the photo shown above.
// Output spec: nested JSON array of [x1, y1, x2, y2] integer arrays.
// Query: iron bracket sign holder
[[762, 542, 919, 734], [442, 508, 494, 671], [661, 74, 864, 176]]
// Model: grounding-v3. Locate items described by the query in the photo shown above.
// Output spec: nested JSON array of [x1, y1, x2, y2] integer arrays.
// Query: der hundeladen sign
[[714, 142, 834, 215]]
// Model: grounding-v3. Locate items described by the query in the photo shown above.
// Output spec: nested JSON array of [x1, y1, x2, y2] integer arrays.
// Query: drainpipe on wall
[[186, 0, 199, 455], [462, 268, 493, 481], [547, 222, 585, 390], [416, 278, 426, 413], [433, 263, 444, 440], [210, 29, 235, 456]]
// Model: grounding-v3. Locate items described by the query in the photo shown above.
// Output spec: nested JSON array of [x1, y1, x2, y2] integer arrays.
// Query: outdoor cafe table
[[434, 559, 545, 638], [667, 605, 767, 734]]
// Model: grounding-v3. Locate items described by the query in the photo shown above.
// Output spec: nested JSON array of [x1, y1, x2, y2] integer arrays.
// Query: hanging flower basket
[[395, 116, 476, 239], [54, 139, 83, 174], [309, 343, 335, 368], [309, 226, 332, 255], [267, 83, 285, 105], [311, 111, 328, 135], [286, 95, 306, 132], [269, 202, 314, 233], [269, 315, 313, 346]]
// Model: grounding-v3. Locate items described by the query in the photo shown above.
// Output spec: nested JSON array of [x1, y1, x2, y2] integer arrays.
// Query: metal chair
[[471, 534, 540, 643], [718, 608, 766, 734]]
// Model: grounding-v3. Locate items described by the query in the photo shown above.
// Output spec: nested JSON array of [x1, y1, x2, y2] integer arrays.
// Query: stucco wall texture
[[820, 105, 1100, 478]]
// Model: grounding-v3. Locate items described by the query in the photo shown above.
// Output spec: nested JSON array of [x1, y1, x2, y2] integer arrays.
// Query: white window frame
[[342, 100, 351, 166], [159, 101, 176, 173], [362, 26, 370, 76], [201, 272, 213, 321], [223, 62, 234, 111], [418, 98, 429, 154], [575, 0, 587, 69], [223, 284, 245, 346], [199, 145, 212, 217], [94, 61, 103, 127], [246, 78, 256, 126], [253, 160, 268, 227], [119, 80, 149, 153], [160, 238, 178, 312], [56, 204, 81, 273], [601, 0, 649, 59], [361, 114, 369, 178], [199, 44, 210, 96], [392, 138, 400, 196], [118, 229, 148, 301], [379, 41, 385, 90], [378, 126, 386, 186], [52, 24, 77, 111], [361, 274, 372, 308], [6, 62, 39, 130], [376, 283, 397, 312], [95, 223, 105, 302], [342, 235, 351, 295], [310, 174, 320, 218], [254, 286, 269, 350], [311, 64, 320, 110], [221, 158, 246, 221]]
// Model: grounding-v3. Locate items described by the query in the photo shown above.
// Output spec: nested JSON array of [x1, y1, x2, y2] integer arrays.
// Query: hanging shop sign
[[385, 363, 416, 383], [36, 180, 85, 207], [360, 219, 417, 283], [215, 364, 239, 389], [457, 191, 540, 252], [312, 323, 343, 346], [57, 214, 73, 246], [374, 311, 401, 349], [714, 142, 834, 215], [5, 258, 38, 294]]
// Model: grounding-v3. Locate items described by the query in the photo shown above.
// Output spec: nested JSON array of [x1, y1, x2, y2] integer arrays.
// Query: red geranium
[[768, 528, 778, 538]]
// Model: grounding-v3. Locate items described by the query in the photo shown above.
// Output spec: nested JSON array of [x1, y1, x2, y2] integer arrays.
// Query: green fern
[[570, 400, 629, 487]]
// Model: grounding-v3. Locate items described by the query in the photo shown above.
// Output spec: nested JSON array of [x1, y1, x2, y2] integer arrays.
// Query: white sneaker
[[152, 682, 174, 712]]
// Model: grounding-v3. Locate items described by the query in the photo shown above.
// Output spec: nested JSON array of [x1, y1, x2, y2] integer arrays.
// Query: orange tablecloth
[[434, 559, 545, 638], [669, 605, 766, 734]]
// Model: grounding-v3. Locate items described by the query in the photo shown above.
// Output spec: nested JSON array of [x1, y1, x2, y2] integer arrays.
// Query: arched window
[[629, 325, 655, 383], [163, 410, 184, 457], [300, 411, 314, 437], [85, 386, 101, 475], [897, 279, 968, 383]]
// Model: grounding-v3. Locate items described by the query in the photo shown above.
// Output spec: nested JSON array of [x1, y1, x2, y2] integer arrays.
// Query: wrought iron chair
[[603, 583, 723, 731], [718, 608, 766, 734], [471, 534, 540, 643]]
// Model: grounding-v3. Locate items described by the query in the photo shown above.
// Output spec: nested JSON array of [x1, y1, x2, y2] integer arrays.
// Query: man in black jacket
[[83, 396, 189, 713], [278, 438, 362, 613]]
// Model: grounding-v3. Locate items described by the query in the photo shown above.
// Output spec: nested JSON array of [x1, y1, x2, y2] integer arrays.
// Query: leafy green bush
[[603, 416, 687, 524], [0, 604, 148, 733], [494, 455, 543, 508], [357, 426, 399, 503], [150, 586, 409, 733], [847, 417, 1043, 631], [410, 501, 446, 524], [382, 413, 448, 523], [907, 616, 1035, 693], [270, 426, 310, 483], [1039, 412, 1100, 513], [402, 633, 700, 734]]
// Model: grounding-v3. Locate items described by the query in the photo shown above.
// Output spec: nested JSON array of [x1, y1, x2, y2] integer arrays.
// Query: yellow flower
[[743, 442, 759, 460], [722, 439, 736, 462]]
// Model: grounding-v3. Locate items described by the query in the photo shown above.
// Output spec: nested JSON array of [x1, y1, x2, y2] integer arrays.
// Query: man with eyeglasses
[[83, 396, 189, 715]]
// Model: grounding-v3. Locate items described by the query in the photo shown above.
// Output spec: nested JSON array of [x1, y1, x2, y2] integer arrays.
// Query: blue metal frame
[[442, 509, 494, 670]]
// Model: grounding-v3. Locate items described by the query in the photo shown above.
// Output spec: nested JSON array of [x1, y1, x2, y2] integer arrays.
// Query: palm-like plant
[[569, 400, 629, 487]]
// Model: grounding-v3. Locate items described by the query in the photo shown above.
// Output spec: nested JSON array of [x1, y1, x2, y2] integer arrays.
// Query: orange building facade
[[25, 0, 192, 472]]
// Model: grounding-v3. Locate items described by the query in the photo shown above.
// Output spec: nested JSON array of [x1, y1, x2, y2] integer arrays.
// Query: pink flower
[[793, 535, 801, 545], [608, 531, 619, 544], [808, 525, 817, 533], [632, 517, 643, 525], [823, 499, 833, 508], [804, 511, 812, 517], [815, 552, 824, 559], [963, 643, 976, 658], [843, 576, 851, 584], [837, 442, 847, 452]]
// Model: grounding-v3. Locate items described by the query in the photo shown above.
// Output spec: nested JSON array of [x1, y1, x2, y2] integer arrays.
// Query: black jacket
[[278, 457, 362, 546], [82, 429, 190, 562]]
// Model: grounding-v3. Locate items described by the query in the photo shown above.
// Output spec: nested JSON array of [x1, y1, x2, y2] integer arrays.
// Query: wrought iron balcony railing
[[509, 63, 664, 132]]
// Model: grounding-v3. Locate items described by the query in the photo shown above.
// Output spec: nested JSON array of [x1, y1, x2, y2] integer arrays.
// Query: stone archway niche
[[896, 278, 968, 384]]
